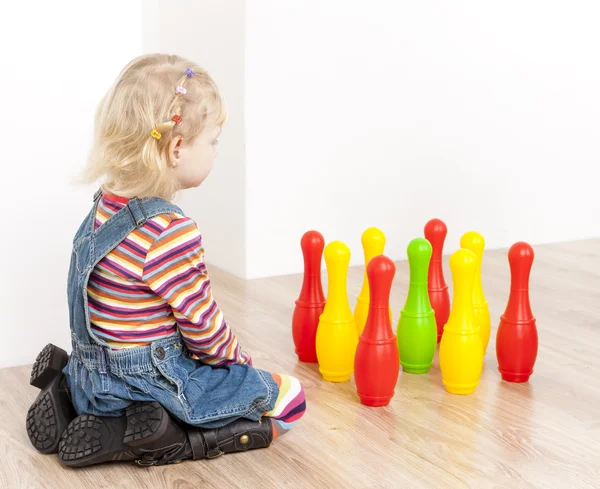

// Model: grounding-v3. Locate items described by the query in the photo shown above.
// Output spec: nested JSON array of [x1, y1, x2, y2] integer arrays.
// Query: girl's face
[[169, 121, 222, 190]]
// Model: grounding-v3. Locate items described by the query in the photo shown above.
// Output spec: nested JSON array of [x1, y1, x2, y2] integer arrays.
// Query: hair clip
[[171, 115, 183, 125], [150, 129, 161, 140], [175, 86, 187, 95], [184, 68, 195, 77]]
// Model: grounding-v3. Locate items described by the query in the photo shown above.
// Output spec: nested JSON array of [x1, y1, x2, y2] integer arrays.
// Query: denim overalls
[[63, 189, 278, 429]]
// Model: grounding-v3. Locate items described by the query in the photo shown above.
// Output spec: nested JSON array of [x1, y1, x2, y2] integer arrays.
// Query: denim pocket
[[83, 367, 131, 415], [123, 375, 152, 398], [146, 362, 186, 400]]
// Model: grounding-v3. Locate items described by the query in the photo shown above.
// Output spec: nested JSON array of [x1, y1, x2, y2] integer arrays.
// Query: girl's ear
[[168, 136, 183, 168]]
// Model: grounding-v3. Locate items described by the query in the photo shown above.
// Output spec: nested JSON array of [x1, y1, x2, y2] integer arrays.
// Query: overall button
[[156, 347, 165, 360]]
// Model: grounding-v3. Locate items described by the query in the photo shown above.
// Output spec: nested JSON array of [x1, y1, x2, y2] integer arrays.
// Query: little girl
[[25, 53, 306, 468]]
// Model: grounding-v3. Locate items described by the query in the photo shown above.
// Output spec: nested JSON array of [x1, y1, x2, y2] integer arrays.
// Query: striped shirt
[[87, 191, 251, 366]]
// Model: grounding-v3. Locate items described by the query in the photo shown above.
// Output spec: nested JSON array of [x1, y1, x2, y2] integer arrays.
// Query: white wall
[[143, 0, 247, 277], [245, 1, 600, 279], [2, 1, 599, 368], [0, 1, 144, 368]]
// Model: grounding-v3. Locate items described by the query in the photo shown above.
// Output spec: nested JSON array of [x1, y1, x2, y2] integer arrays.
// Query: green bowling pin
[[397, 238, 438, 374]]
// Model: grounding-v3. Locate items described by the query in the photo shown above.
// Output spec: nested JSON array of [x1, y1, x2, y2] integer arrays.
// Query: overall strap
[[89, 190, 184, 267], [93, 187, 103, 202]]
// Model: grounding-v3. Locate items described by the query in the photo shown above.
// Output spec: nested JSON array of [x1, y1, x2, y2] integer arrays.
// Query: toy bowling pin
[[316, 241, 359, 382], [354, 255, 399, 406], [396, 238, 437, 374], [439, 249, 484, 394], [496, 242, 538, 383], [354, 227, 392, 335], [460, 231, 491, 354], [424, 219, 450, 342], [292, 231, 326, 363]]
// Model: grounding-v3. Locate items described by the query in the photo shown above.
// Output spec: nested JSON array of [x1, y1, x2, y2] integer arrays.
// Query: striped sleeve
[[142, 217, 251, 366]]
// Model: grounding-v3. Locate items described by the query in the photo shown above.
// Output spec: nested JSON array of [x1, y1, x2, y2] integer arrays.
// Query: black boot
[[186, 417, 274, 460], [135, 415, 275, 465], [26, 344, 77, 454], [58, 401, 189, 468], [58, 401, 274, 468]]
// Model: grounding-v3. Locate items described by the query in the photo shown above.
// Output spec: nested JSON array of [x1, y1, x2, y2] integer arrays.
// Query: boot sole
[[26, 344, 75, 454], [58, 401, 169, 467]]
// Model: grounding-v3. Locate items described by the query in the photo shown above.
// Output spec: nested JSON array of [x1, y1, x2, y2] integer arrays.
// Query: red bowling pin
[[354, 255, 399, 407], [424, 218, 451, 343], [292, 231, 326, 363], [496, 242, 538, 382]]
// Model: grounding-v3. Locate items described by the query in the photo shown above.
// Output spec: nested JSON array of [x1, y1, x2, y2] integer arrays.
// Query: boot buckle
[[207, 448, 224, 459], [135, 458, 158, 467]]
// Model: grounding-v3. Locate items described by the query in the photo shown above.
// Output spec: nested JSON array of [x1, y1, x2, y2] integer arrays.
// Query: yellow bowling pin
[[354, 227, 392, 335], [460, 231, 491, 353], [439, 249, 484, 395], [316, 241, 359, 382]]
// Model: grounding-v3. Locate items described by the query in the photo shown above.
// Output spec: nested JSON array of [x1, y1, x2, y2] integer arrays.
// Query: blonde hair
[[84, 53, 227, 200]]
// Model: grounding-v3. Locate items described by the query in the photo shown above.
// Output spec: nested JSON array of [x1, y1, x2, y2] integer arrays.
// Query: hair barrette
[[171, 115, 183, 125], [184, 68, 195, 77], [175, 86, 187, 95], [150, 129, 162, 140]]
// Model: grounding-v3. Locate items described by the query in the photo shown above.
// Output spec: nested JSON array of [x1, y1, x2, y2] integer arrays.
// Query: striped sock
[[264, 374, 306, 439]]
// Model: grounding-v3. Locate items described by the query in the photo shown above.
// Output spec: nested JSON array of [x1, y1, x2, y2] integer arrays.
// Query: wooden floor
[[1, 239, 599, 489]]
